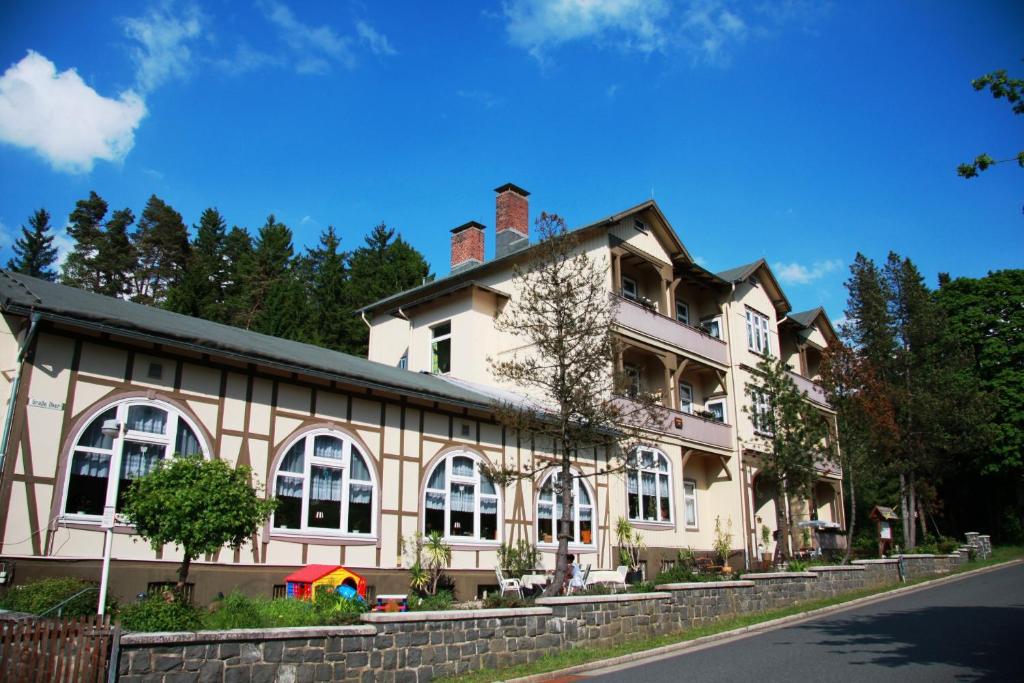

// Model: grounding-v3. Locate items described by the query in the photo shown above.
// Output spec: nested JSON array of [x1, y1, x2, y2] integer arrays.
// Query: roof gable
[[717, 258, 791, 314]]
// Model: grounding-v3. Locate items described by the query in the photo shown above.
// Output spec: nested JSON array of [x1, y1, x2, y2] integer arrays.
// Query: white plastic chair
[[567, 564, 591, 595], [495, 567, 523, 599]]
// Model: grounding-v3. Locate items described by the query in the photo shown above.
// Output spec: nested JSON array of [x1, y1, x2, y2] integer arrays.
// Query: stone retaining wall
[[117, 553, 965, 683]]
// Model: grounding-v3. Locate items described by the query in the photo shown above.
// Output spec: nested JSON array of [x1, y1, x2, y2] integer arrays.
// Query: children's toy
[[285, 564, 367, 601], [373, 594, 409, 612]]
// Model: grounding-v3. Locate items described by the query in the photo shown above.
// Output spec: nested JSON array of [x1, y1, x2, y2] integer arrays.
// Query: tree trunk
[[908, 471, 918, 549], [899, 472, 911, 550], [917, 492, 928, 544], [843, 461, 856, 565], [543, 457, 575, 597], [773, 494, 790, 562], [176, 555, 192, 598]]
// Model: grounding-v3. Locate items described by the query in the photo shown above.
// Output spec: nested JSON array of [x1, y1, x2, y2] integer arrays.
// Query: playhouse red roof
[[285, 564, 341, 583]]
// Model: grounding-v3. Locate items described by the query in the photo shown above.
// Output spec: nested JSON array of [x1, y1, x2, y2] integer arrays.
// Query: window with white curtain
[[683, 479, 698, 528], [746, 309, 771, 355], [423, 451, 499, 542], [536, 469, 595, 547], [63, 399, 206, 519], [627, 447, 673, 524], [271, 430, 376, 536]]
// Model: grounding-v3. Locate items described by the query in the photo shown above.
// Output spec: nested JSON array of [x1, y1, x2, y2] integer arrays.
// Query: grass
[[437, 546, 1024, 683]]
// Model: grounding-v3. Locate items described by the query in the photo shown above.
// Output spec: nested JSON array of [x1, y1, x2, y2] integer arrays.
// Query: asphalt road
[[582, 563, 1024, 682]]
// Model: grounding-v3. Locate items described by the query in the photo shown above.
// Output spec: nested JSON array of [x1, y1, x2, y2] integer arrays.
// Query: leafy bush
[[936, 537, 960, 554], [851, 534, 880, 559], [580, 583, 613, 596], [0, 577, 114, 617], [483, 593, 531, 609], [786, 559, 809, 572], [119, 596, 203, 632], [654, 565, 698, 585], [498, 539, 541, 579], [625, 581, 656, 593], [677, 547, 698, 571], [408, 590, 453, 611], [202, 589, 367, 630]]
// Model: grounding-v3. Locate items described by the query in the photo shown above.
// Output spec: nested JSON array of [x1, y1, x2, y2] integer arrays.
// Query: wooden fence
[[0, 614, 118, 682]]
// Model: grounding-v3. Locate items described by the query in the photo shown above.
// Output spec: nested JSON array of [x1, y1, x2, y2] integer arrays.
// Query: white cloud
[[504, 0, 670, 62], [0, 220, 12, 251], [356, 20, 397, 56], [260, 0, 355, 74], [0, 51, 146, 173], [52, 227, 74, 267], [121, 4, 205, 93], [680, 0, 748, 66], [606, 83, 620, 99], [773, 258, 843, 285], [212, 41, 284, 76]]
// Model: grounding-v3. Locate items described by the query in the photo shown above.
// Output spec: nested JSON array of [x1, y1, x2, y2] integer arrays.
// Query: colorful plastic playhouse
[[284, 564, 368, 602]]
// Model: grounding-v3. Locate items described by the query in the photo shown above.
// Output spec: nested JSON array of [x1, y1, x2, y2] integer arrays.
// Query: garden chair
[[567, 564, 591, 595], [494, 567, 523, 599]]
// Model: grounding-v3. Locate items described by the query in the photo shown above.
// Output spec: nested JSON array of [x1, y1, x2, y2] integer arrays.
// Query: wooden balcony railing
[[612, 294, 728, 366], [786, 369, 830, 408], [614, 396, 733, 449]]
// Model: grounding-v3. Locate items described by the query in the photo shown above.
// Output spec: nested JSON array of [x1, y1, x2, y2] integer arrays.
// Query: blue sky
[[0, 1, 1021, 323]]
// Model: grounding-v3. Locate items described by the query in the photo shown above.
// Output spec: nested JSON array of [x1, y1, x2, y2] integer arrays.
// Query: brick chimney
[[494, 183, 530, 258], [450, 221, 485, 272]]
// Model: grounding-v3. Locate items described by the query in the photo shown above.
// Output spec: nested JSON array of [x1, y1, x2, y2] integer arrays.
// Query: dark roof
[[716, 258, 792, 314], [0, 271, 498, 411], [359, 199, 694, 316], [494, 182, 529, 196], [451, 221, 484, 234], [786, 307, 824, 328]]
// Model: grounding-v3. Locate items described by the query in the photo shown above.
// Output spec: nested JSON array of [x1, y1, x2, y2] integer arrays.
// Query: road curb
[[502, 558, 1023, 682]]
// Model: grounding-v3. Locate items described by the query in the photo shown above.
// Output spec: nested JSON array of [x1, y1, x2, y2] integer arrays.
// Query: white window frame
[[679, 382, 693, 414], [270, 428, 377, 539], [423, 451, 501, 544], [746, 309, 771, 355], [705, 398, 728, 423], [627, 447, 674, 525], [675, 300, 689, 324], [397, 352, 408, 370], [683, 479, 698, 529], [621, 276, 639, 301], [61, 398, 209, 523], [431, 321, 452, 374], [701, 316, 722, 339], [751, 389, 773, 435], [536, 469, 596, 549]]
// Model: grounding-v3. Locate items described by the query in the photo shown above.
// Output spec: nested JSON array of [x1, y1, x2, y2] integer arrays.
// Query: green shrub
[[311, 586, 369, 625], [119, 596, 203, 632], [202, 589, 367, 630], [408, 590, 453, 611], [786, 559, 808, 572], [627, 581, 656, 593], [0, 577, 114, 617], [936, 537, 959, 554], [580, 582, 613, 596], [497, 539, 541, 580], [484, 593, 531, 609], [654, 565, 698, 585]]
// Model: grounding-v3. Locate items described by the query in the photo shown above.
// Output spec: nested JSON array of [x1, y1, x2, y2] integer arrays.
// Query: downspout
[[360, 311, 372, 329], [0, 312, 41, 475]]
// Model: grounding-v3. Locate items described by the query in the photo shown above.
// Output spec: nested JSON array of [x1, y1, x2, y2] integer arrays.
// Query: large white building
[[0, 183, 842, 603]]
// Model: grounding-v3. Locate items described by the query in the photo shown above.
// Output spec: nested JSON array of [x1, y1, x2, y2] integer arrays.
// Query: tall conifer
[[62, 191, 108, 291], [7, 209, 58, 280]]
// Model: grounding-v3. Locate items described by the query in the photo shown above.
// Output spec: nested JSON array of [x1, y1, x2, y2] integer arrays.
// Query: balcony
[[786, 369, 830, 408], [613, 294, 728, 366], [614, 397, 733, 450]]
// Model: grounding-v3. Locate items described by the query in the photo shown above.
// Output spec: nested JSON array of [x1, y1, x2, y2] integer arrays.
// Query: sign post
[[98, 505, 115, 615]]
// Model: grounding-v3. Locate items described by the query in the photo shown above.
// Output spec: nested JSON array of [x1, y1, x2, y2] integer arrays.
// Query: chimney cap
[[451, 221, 485, 234], [494, 182, 530, 197]]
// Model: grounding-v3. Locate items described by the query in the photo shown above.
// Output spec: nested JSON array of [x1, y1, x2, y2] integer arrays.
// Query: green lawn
[[438, 547, 1024, 683]]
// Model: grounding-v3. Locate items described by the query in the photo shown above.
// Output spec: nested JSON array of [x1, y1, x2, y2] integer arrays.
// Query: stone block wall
[[117, 556, 971, 682]]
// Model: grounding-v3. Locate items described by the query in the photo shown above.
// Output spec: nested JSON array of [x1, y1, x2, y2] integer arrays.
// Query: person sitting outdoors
[[563, 554, 586, 594]]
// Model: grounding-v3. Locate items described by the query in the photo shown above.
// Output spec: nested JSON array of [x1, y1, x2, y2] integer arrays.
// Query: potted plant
[[761, 524, 773, 566], [713, 515, 734, 575], [616, 517, 645, 583]]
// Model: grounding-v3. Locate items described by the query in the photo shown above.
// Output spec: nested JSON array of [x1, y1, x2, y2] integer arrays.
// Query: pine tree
[[7, 208, 58, 280], [342, 223, 432, 356], [96, 208, 136, 297], [62, 191, 108, 291], [232, 215, 298, 331], [305, 226, 349, 350], [220, 226, 254, 325], [131, 195, 190, 305], [165, 208, 230, 319]]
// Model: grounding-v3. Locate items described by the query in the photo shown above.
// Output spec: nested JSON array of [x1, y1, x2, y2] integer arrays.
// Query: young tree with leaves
[[7, 208, 58, 280], [487, 213, 661, 596], [744, 356, 831, 562], [131, 195, 190, 305], [120, 455, 276, 594], [61, 191, 109, 291], [958, 66, 1024, 179]]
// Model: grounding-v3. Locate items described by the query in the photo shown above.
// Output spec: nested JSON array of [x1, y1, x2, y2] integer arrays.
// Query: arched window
[[536, 470, 595, 547], [271, 429, 376, 537], [63, 399, 207, 519], [423, 451, 499, 542], [627, 447, 673, 523]]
